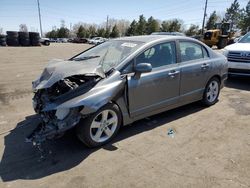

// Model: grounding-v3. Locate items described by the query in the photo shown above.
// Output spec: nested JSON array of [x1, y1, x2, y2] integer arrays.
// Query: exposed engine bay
[[27, 75, 101, 145]]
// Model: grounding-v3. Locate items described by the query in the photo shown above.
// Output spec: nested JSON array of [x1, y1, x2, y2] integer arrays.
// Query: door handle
[[168, 70, 180, 77], [201, 63, 209, 69]]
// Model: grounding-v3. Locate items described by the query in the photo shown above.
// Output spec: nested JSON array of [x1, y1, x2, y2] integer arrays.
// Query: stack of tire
[[6, 31, 19, 46], [18, 32, 30, 46], [0, 35, 7, 46], [29, 32, 41, 46]]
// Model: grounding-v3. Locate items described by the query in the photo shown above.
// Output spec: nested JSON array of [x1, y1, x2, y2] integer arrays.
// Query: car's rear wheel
[[202, 77, 220, 106], [76, 103, 121, 148]]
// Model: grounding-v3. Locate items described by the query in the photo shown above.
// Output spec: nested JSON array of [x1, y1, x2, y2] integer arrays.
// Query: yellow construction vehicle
[[202, 22, 235, 49]]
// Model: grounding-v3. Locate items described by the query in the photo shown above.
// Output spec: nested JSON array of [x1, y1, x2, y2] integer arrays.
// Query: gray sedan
[[29, 35, 228, 147]]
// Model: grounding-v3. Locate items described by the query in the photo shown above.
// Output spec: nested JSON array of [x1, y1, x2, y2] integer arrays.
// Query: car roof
[[114, 35, 191, 43]]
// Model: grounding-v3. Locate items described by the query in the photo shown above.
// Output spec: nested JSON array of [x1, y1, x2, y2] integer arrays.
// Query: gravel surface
[[0, 43, 249, 188]]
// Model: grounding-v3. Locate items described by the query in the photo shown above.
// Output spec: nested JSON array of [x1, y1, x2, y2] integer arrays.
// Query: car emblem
[[241, 52, 249, 57]]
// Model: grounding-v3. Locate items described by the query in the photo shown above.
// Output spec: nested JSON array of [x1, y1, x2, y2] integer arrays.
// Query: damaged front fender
[[43, 71, 125, 115]]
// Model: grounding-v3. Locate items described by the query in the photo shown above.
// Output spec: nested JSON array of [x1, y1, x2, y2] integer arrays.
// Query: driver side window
[[136, 42, 176, 69]]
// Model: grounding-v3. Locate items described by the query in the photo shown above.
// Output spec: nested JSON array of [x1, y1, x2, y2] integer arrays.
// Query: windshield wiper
[[73, 55, 100, 61]]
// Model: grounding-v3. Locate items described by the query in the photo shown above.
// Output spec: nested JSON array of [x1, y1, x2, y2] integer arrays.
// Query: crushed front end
[[27, 75, 100, 145]]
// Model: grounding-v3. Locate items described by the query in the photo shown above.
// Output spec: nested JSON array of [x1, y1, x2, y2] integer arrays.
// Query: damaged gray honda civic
[[28, 35, 228, 147]]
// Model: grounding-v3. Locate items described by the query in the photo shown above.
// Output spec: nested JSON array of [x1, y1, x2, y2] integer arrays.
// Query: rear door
[[178, 41, 211, 102]]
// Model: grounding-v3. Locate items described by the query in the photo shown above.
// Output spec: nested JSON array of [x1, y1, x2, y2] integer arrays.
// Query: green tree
[[185, 24, 200, 36], [161, 19, 183, 32], [97, 28, 106, 37], [136, 15, 147, 35], [45, 30, 57, 38], [88, 26, 96, 38], [126, 20, 137, 36], [105, 28, 111, 38], [206, 11, 218, 30], [224, 0, 242, 28], [146, 16, 160, 34], [57, 27, 69, 38], [110, 25, 120, 38], [239, 0, 250, 33], [77, 25, 87, 38]]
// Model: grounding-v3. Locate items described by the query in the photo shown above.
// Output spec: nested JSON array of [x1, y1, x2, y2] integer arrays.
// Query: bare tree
[[19, 24, 28, 32], [0, 27, 3, 34]]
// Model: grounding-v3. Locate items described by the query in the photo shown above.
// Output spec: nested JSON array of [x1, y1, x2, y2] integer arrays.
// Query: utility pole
[[106, 15, 109, 31], [201, 0, 208, 35], [37, 0, 43, 37]]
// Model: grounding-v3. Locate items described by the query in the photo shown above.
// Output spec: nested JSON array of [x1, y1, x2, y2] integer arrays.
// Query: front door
[[127, 41, 180, 118]]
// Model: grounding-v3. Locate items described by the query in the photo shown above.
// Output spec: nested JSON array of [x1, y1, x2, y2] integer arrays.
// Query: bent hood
[[225, 43, 250, 51], [33, 59, 105, 90]]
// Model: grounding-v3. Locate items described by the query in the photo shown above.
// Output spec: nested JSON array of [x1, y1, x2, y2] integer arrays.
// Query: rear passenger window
[[180, 42, 207, 62]]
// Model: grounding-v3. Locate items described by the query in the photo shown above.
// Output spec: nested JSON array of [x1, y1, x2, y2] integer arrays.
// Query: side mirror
[[134, 63, 152, 79]]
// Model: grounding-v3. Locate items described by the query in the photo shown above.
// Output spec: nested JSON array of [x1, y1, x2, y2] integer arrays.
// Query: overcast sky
[[0, 0, 248, 33]]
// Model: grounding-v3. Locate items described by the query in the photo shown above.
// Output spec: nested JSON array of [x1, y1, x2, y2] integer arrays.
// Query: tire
[[18, 32, 30, 46], [76, 103, 122, 148], [201, 77, 220, 106], [217, 37, 227, 49], [6, 31, 19, 46], [29, 32, 41, 46], [43, 40, 50, 46]]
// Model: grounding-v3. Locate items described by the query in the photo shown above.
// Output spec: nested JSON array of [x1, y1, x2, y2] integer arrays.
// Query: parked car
[[72, 38, 89, 43], [39, 38, 50, 46], [222, 32, 250, 76], [88, 37, 107, 45], [28, 35, 227, 147], [55, 38, 68, 43]]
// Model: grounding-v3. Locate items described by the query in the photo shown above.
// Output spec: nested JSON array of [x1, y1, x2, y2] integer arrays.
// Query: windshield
[[72, 40, 144, 72], [238, 33, 250, 43]]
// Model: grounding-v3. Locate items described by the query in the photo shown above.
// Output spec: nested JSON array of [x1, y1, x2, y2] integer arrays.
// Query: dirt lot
[[0, 43, 249, 188]]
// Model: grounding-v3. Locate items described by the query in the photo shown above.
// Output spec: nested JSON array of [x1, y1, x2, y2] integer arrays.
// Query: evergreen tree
[[136, 15, 147, 35], [77, 25, 87, 38], [126, 20, 137, 36], [185, 24, 200, 36], [206, 11, 218, 30], [88, 26, 96, 38], [161, 19, 183, 32], [146, 16, 160, 34], [239, 0, 250, 33], [97, 28, 106, 37], [110, 25, 120, 38], [224, 0, 242, 28]]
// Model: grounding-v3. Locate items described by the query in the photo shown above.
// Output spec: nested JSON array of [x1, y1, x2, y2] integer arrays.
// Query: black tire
[[6, 38, 19, 46], [201, 77, 220, 106], [29, 32, 41, 46], [6, 31, 18, 37], [6, 31, 19, 46], [18, 32, 30, 46], [217, 37, 227, 49], [0, 41, 7, 46], [43, 40, 50, 46], [76, 103, 122, 148]]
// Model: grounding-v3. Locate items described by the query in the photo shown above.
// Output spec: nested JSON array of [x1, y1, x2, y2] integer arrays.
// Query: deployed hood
[[33, 59, 105, 90], [225, 43, 250, 51]]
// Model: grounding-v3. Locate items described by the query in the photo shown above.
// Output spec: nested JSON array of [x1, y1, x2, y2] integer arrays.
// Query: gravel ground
[[0, 43, 249, 188]]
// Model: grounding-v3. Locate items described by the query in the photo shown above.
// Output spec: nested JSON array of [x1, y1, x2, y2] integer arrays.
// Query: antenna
[[37, 0, 43, 37]]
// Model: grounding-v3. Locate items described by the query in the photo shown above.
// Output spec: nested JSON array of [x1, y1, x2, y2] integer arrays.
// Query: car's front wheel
[[202, 77, 220, 106], [76, 103, 121, 148]]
